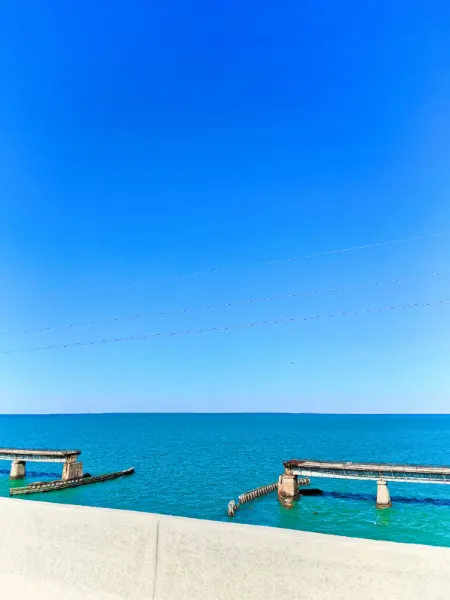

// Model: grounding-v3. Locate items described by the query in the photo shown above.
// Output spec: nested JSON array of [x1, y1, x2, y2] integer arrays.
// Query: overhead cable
[[80, 231, 446, 291], [1, 298, 448, 355], [1, 270, 447, 338], [158, 232, 446, 281]]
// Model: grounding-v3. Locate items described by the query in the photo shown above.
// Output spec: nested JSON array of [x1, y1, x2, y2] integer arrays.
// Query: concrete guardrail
[[0, 497, 449, 599]]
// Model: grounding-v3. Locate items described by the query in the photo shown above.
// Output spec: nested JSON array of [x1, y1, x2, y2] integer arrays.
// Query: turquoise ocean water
[[1, 413, 449, 547]]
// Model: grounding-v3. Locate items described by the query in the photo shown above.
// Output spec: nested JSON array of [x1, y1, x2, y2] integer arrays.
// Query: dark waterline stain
[[0, 468, 60, 479], [325, 491, 450, 507]]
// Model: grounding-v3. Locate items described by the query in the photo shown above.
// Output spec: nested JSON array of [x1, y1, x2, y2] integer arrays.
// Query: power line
[[71, 230, 445, 292], [1, 298, 448, 356], [2, 270, 447, 338], [159, 232, 446, 280]]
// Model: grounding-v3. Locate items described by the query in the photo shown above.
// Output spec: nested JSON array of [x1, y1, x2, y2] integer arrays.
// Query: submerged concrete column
[[62, 459, 83, 481], [376, 479, 392, 508], [10, 460, 26, 480], [278, 474, 299, 508]]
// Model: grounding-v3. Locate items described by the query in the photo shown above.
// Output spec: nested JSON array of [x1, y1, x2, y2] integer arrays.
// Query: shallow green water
[[1, 414, 449, 547]]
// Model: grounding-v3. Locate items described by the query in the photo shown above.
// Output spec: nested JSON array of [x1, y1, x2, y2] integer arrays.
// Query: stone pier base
[[10, 460, 26, 480], [62, 461, 83, 481], [376, 479, 392, 509], [278, 474, 300, 508]]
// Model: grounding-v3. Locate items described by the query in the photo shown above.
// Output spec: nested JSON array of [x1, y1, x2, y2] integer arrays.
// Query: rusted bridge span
[[279, 459, 450, 508], [0, 448, 82, 480]]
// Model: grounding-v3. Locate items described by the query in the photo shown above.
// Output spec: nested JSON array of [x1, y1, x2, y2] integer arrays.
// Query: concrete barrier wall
[[1, 497, 450, 599], [0, 498, 158, 600]]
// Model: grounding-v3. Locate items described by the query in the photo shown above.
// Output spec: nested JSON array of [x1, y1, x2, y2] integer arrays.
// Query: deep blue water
[[1, 413, 450, 547]]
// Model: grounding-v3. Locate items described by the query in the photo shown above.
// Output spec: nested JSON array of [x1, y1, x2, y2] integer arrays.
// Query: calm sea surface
[[1, 414, 449, 547]]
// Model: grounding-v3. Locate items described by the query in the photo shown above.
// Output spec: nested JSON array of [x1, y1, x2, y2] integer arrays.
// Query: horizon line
[[0, 412, 448, 416]]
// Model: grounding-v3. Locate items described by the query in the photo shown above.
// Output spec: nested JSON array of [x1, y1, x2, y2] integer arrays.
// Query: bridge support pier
[[62, 459, 83, 481], [376, 479, 391, 509], [278, 474, 300, 508], [10, 460, 26, 480]]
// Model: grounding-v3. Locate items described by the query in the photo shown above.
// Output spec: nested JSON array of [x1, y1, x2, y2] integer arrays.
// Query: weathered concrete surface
[[277, 473, 299, 507], [376, 478, 392, 508], [154, 516, 450, 600], [0, 498, 157, 599], [0, 448, 80, 463], [10, 460, 26, 480], [1, 498, 450, 599], [61, 460, 83, 480]]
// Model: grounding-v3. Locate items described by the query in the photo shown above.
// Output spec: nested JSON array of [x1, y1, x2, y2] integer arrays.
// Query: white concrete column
[[376, 479, 392, 509], [10, 460, 26, 480]]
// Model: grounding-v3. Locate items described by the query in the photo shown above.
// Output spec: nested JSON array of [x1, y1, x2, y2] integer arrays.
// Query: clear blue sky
[[1, 1, 449, 413]]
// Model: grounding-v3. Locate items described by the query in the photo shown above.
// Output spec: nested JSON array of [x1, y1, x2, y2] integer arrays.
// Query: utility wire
[[78, 230, 446, 291], [1, 298, 448, 355], [2, 270, 447, 338], [155, 232, 446, 281]]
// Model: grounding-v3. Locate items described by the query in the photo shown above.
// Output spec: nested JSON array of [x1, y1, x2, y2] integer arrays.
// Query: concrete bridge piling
[[376, 479, 392, 508], [277, 471, 311, 508], [62, 456, 83, 480], [10, 460, 26, 480], [278, 474, 299, 508]]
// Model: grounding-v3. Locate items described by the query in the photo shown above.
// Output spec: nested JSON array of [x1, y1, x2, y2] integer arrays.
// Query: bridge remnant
[[282, 458, 450, 508], [0, 448, 82, 481]]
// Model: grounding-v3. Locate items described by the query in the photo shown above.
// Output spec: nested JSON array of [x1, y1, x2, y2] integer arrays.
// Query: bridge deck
[[285, 459, 450, 484], [0, 448, 81, 463]]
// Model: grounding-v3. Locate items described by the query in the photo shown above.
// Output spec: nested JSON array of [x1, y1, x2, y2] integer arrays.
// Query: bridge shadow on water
[[0, 467, 60, 479], [325, 490, 450, 507]]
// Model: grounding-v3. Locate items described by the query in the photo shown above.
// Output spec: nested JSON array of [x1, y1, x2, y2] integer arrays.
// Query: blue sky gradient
[[1, 1, 449, 413]]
